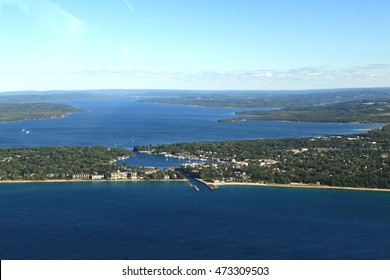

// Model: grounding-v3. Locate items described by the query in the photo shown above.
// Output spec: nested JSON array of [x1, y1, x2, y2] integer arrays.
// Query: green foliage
[[136, 125, 390, 189], [0, 103, 85, 123], [141, 88, 390, 109], [223, 100, 390, 123], [0, 146, 132, 180]]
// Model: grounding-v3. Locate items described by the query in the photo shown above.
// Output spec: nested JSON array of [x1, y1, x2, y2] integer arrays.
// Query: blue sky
[[0, 0, 389, 91]]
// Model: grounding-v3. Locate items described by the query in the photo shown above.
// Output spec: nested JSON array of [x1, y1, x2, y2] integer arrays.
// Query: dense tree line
[[224, 100, 390, 123], [141, 88, 390, 109], [135, 125, 390, 189], [0, 146, 132, 180], [0, 103, 84, 123]]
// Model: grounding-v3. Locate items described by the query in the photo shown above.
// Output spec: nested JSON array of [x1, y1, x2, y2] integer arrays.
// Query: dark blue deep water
[[0, 98, 388, 260], [1, 182, 390, 260]]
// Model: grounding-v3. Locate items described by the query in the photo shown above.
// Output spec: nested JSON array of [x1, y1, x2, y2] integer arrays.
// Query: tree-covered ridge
[[140, 88, 390, 124], [140, 88, 390, 108], [135, 125, 390, 189], [221, 100, 390, 123], [0, 146, 132, 180], [0, 103, 85, 123]]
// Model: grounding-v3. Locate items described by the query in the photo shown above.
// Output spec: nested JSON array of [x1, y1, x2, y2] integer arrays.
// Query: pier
[[187, 181, 200, 191]]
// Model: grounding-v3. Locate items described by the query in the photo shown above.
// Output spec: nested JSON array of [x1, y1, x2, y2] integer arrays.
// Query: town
[[135, 124, 390, 189]]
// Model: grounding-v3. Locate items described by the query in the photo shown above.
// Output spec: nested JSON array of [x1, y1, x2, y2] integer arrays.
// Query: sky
[[0, 0, 389, 91]]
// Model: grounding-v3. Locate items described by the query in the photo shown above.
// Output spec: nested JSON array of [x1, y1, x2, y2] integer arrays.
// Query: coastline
[[0, 179, 188, 184], [0, 178, 388, 193], [212, 181, 390, 192]]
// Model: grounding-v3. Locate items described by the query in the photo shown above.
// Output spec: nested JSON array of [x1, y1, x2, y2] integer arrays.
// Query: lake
[[0, 99, 380, 148], [0, 98, 388, 260], [1, 182, 390, 260]]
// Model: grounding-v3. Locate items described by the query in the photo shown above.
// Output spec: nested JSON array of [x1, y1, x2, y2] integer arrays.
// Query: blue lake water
[[1, 182, 390, 260], [117, 152, 205, 169], [0, 99, 380, 148], [0, 98, 388, 260]]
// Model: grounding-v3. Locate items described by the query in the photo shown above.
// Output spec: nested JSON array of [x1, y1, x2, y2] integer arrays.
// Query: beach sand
[[207, 180, 390, 192]]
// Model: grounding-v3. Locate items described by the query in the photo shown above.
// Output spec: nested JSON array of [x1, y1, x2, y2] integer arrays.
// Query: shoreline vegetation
[[135, 124, 390, 190], [214, 182, 390, 192], [1, 177, 390, 193], [1, 88, 389, 191], [0, 146, 185, 182], [0, 103, 85, 123], [141, 88, 390, 124], [0, 179, 188, 184], [219, 99, 390, 123], [135, 88, 390, 191]]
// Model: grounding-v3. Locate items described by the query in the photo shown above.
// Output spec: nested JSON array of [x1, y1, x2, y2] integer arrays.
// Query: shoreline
[[0, 178, 388, 192], [0, 179, 188, 184], [212, 181, 390, 192], [0, 110, 86, 125]]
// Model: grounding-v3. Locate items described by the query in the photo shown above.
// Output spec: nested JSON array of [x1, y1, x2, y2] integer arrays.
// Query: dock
[[193, 178, 218, 190], [186, 181, 200, 191]]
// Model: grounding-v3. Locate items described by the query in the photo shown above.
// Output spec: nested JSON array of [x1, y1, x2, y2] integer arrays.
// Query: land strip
[[0, 146, 184, 182], [0, 103, 85, 123], [135, 124, 390, 190]]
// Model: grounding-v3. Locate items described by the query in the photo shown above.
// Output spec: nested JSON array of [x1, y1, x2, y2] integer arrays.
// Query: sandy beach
[[192, 178, 390, 193], [1, 178, 388, 192], [212, 181, 390, 192]]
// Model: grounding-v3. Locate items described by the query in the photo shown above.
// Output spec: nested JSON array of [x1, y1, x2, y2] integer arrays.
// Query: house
[[110, 171, 128, 180], [129, 172, 138, 180], [72, 173, 90, 180], [91, 174, 105, 180]]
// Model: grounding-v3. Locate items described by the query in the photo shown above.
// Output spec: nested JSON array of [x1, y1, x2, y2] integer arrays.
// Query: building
[[72, 173, 90, 180], [129, 172, 138, 180], [91, 174, 105, 180], [110, 171, 128, 180]]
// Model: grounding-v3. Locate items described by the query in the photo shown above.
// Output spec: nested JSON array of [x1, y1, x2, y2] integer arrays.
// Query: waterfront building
[[110, 171, 128, 180], [72, 173, 90, 180]]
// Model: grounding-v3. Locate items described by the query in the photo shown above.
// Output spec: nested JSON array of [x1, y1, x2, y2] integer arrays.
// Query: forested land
[[141, 87, 390, 108], [135, 125, 390, 189], [0, 103, 85, 123], [221, 100, 390, 123], [141, 88, 390, 124], [0, 146, 132, 180]]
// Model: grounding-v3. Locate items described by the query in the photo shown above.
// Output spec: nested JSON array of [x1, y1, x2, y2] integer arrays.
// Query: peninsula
[[1, 89, 389, 189], [0, 146, 184, 182], [0, 103, 85, 123], [134, 124, 390, 189]]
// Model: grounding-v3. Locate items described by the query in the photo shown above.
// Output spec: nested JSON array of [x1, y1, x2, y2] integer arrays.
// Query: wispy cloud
[[122, 47, 130, 57], [2, 64, 389, 90], [356, 64, 390, 69], [122, 0, 133, 11], [0, 0, 83, 34]]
